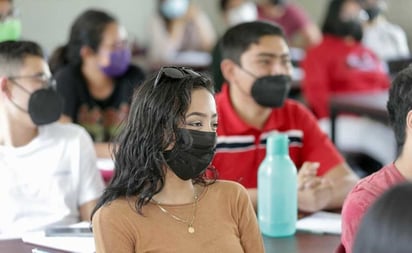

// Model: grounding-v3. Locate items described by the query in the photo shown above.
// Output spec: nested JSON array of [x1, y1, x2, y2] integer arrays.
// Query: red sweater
[[302, 35, 390, 119]]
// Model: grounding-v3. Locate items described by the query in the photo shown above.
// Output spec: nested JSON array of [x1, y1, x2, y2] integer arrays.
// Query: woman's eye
[[188, 122, 202, 127]]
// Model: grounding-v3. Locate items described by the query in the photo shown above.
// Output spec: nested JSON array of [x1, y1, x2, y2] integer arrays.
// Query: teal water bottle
[[258, 133, 297, 237]]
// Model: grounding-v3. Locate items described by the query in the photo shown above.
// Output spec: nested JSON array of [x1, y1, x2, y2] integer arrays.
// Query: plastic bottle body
[[258, 134, 298, 237]]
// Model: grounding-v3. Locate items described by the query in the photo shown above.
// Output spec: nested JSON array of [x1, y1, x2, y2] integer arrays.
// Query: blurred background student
[[0, 0, 21, 42], [257, 0, 322, 49], [49, 9, 145, 158], [0, 40, 104, 236], [301, 0, 395, 175], [353, 182, 412, 253], [360, 0, 410, 61], [147, 0, 217, 68]]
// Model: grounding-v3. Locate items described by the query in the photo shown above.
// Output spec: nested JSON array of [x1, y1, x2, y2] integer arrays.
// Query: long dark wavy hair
[[91, 67, 217, 217]]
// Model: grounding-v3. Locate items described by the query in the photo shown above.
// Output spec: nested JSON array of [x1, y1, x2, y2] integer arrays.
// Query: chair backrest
[[387, 57, 412, 78]]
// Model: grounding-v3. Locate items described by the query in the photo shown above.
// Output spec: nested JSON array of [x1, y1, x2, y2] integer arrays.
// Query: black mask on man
[[238, 66, 292, 108], [10, 80, 63, 125], [364, 6, 381, 21], [28, 88, 64, 125], [163, 129, 217, 181], [251, 74, 291, 108]]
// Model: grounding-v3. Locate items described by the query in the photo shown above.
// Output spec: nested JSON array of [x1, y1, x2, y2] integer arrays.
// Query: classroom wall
[[14, 0, 412, 55]]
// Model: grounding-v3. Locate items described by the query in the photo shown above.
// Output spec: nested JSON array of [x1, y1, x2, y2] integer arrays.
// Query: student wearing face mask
[[0, 40, 104, 236], [360, 0, 410, 61], [49, 9, 145, 158], [213, 21, 359, 213], [147, 0, 216, 66], [91, 67, 264, 253], [0, 0, 21, 42], [302, 0, 395, 172]]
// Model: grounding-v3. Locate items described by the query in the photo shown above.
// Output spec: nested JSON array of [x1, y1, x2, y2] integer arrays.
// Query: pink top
[[257, 3, 310, 40], [341, 163, 405, 253]]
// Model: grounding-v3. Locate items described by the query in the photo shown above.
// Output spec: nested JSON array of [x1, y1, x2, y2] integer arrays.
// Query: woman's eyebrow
[[186, 112, 217, 118]]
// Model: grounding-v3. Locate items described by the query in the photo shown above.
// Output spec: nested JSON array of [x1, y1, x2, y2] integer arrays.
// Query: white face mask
[[226, 2, 258, 27]]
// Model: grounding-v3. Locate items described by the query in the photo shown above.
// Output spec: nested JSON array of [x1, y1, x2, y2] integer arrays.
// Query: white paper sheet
[[296, 211, 342, 235], [22, 222, 95, 253]]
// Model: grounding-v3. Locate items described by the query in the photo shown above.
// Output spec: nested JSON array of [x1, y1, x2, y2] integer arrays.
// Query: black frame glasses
[[154, 66, 201, 88], [8, 73, 57, 94]]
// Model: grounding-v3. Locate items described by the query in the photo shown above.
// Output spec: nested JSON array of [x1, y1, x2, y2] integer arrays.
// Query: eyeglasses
[[8, 73, 56, 89], [154, 66, 201, 88], [8, 73, 57, 95]]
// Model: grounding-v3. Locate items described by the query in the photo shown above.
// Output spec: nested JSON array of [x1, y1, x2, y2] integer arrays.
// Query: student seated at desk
[[212, 21, 358, 213], [302, 0, 395, 170], [340, 66, 412, 253], [352, 182, 412, 253], [50, 9, 146, 158], [0, 40, 105, 235], [91, 67, 263, 253], [147, 0, 216, 67]]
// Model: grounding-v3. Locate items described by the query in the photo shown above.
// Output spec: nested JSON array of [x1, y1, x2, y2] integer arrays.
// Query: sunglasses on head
[[154, 66, 201, 88]]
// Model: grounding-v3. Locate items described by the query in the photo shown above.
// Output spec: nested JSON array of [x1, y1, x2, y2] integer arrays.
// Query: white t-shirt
[[363, 18, 410, 61], [0, 123, 105, 235]]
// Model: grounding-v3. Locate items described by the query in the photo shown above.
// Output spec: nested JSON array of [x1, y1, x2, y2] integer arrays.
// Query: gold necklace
[[154, 191, 199, 234]]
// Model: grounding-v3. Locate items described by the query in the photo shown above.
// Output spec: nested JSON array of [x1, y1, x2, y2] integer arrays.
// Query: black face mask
[[163, 129, 217, 181], [334, 19, 363, 41], [364, 6, 381, 21], [10, 80, 63, 125], [238, 67, 292, 108], [270, 0, 287, 5], [251, 74, 291, 108]]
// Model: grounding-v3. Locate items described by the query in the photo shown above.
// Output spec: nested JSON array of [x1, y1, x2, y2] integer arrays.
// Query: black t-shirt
[[55, 64, 145, 142]]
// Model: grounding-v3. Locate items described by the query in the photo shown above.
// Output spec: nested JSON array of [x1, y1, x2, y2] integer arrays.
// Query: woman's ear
[[80, 46, 94, 61], [220, 59, 236, 84]]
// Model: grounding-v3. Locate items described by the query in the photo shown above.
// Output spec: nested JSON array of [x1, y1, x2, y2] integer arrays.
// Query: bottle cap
[[267, 133, 289, 155]]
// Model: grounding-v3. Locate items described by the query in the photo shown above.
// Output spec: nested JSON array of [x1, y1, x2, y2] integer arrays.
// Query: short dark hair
[[92, 67, 217, 217], [221, 20, 286, 65], [0, 40, 44, 76], [353, 182, 412, 253], [387, 66, 412, 155]]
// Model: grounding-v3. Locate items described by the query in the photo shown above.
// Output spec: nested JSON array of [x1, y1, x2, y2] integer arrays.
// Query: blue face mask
[[160, 0, 189, 19]]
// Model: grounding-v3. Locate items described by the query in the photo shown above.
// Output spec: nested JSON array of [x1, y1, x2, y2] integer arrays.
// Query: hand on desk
[[248, 161, 357, 213], [298, 162, 333, 213]]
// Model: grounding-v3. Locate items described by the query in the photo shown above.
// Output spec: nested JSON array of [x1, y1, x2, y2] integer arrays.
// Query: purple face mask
[[100, 48, 131, 77]]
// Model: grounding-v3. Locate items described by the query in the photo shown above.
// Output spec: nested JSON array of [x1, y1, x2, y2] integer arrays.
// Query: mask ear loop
[[231, 63, 259, 97], [7, 78, 31, 113]]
